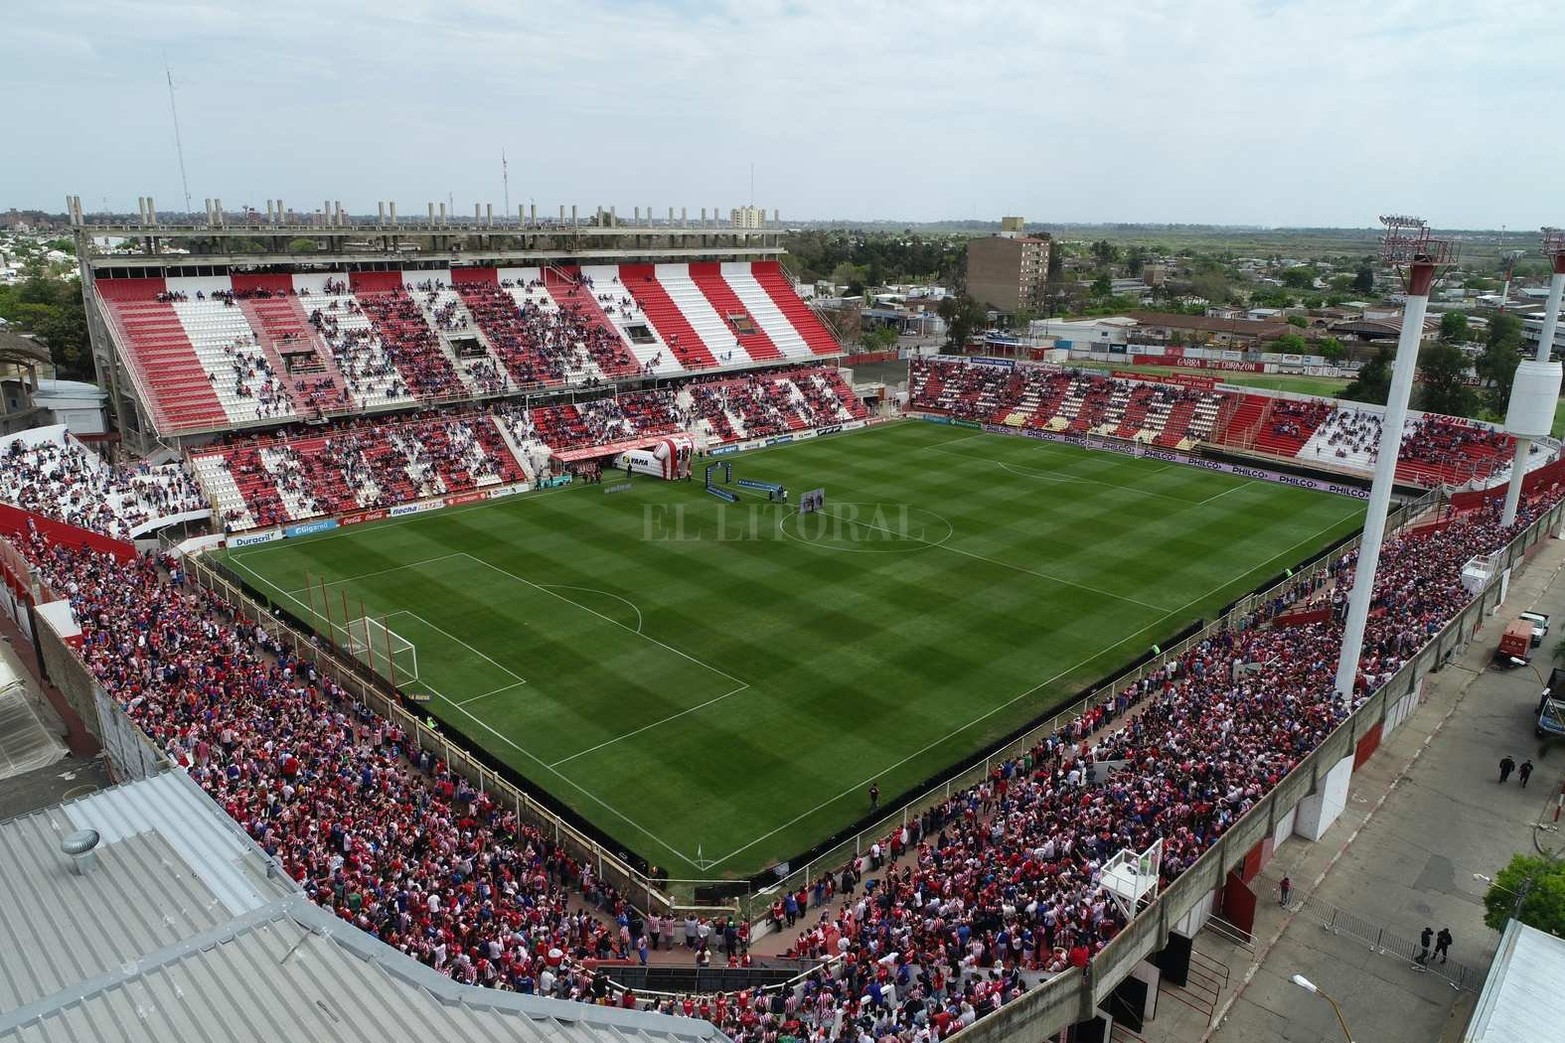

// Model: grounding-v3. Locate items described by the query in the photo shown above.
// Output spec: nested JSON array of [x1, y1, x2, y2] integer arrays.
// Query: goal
[[344, 616, 419, 687]]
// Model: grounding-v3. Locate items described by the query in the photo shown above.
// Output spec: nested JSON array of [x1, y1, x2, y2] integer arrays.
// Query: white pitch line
[[539, 584, 644, 634], [454, 553, 746, 688], [547, 681, 752, 768], [454, 680, 528, 707], [812, 507, 1167, 613], [920, 431, 988, 451], [389, 609, 526, 687], [433, 697, 700, 866], [709, 506, 1364, 869], [1200, 479, 1259, 506], [283, 551, 467, 595]]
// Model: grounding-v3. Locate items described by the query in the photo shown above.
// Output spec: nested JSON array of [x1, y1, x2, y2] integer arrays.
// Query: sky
[[3, 0, 1562, 227]]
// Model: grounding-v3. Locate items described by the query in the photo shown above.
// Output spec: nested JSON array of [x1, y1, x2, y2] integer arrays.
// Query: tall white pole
[[1499, 267, 1565, 526], [1334, 263, 1435, 699]]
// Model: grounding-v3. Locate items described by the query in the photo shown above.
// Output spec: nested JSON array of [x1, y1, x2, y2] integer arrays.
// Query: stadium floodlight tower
[[1333, 216, 1457, 701], [1499, 228, 1565, 526]]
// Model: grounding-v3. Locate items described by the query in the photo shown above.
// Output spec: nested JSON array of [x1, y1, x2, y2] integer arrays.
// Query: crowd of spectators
[[911, 360, 1220, 448], [308, 296, 413, 405], [1308, 407, 1516, 484], [12, 529, 632, 999], [206, 415, 527, 526], [459, 282, 639, 387], [209, 333, 295, 419], [6, 477, 1554, 1043], [758, 495, 1548, 1043], [0, 433, 206, 538], [353, 288, 467, 399]]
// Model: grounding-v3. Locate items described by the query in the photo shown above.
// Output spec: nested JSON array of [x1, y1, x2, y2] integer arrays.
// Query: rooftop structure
[[0, 769, 728, 1043]]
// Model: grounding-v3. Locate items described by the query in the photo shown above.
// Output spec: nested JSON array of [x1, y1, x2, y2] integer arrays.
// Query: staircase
[[750, 261, 840, 355], [235, 297, 350, 415]]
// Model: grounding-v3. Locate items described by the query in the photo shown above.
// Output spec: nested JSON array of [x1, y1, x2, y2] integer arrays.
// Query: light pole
[[1333, 216, 1456, 700], [1290, 974, 1355, 1042]]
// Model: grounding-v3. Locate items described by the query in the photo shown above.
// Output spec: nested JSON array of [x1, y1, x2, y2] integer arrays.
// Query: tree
[[1417, 340, 1478, 417], [1090, 240, 1121, 267], [1482, 854, 1565, 936], [1270, 332, 1308, 354], [287, 237, 318, 253], [937, 295, 986, 351], [1477, 312, 1526, 411], [1343, 345, 1393, 404], [0, 267, 92, 380], [1318, 337, 1346, 363], [1090, 274, 1113, 299], [1281, 265, 1317, 290], [1352, 265, 1376, 294], [1439, 311, 1470, 343], [859, 325, 898, 352], [1287, 315, 1308, 329]]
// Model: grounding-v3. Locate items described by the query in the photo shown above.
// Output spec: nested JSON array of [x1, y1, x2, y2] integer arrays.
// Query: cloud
[[4, 0, 1562, 226]]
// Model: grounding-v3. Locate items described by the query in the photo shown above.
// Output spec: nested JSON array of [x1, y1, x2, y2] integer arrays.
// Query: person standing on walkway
[[1435, 927, 1453, 964], [1279, 875, 1292, 908], [1416, 926, 1434, 964], [1519, 760, 1534, 787], [1499, 755, 1516, 783]]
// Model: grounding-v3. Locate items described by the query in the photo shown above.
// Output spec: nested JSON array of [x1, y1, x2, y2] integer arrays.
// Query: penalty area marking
[[454, 680, 528, 707], [385, 609, 526, 690], [453, 553, 746, 690], [279, 551, 468, 596], [538, 584, 644, 634]]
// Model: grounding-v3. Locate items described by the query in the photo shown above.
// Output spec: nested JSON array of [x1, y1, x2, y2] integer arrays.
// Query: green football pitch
[[219, 421, 1365, 880]]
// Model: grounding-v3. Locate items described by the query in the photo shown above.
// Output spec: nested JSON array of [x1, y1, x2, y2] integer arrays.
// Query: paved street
[[1138, 531, 1565, 1043]]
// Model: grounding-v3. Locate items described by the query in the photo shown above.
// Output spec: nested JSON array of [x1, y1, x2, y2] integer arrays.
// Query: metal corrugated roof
[[0, 903, 729, 1043], [1464, 918, 1565, 1042], [64, 769, 290, 916], [0, 771, 728, 1043], [0, 772, 296, 1013]]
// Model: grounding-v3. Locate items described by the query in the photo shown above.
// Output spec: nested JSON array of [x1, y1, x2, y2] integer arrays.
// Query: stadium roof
[[0, 770, 729, 1043], [1463, 918, 1565, 1043]]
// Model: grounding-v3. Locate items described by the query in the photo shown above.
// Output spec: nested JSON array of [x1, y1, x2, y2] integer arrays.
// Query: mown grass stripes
[[223, 421, 1363, 877]]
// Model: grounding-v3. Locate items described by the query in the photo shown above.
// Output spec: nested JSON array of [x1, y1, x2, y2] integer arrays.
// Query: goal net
[[344, 616, 419, 686]]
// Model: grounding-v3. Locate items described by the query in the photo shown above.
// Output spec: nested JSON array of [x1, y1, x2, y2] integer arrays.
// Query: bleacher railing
[[751, 485, 1439, 928], [947, 492, 1565, 1043]]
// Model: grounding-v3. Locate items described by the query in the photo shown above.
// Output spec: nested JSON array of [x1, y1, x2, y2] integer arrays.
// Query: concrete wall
[[1293, 754, 1353, 842], [960, 495, 1565, 1043]]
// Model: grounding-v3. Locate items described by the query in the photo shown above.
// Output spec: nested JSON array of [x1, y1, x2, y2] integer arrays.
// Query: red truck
[[1495, 618, 1535, 667]]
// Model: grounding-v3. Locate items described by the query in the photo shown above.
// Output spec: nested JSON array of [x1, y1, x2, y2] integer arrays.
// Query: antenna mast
[[502, 150, 511, 217], [164, 58, 193, 216]]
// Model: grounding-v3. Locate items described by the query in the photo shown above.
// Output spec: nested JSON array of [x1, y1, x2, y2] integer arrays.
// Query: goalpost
[[343, 616, 421, 693]]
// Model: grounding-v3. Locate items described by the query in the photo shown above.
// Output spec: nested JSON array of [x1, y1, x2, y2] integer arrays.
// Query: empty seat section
[[718, 261, 816, 360], [619, 264, 719, 369], [95, 278, 228, 433], [749, 261, 840, 355], [687, 262, 782, 361]]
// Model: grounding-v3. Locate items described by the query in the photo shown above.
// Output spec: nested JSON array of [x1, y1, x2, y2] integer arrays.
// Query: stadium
[[2, 198, 1564, 1043]]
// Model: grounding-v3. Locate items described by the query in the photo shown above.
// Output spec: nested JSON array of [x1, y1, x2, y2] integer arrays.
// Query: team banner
[[1131, 354, 1265, 373]]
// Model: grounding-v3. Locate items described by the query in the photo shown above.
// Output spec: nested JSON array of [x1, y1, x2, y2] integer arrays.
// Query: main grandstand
[[2, 201, 1563, 1042]]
